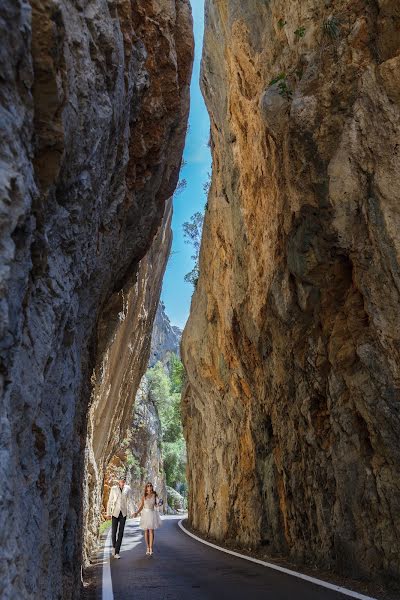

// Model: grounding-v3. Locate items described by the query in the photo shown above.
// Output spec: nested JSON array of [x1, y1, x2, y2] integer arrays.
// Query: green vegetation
[[269, 73, 286, 86], [99, 520, 112, 535], [183, 172, 210, 288], [169, 353, 185, 393], [146, 354, 187, 495], [175, 178, 187, 195], [174, 159, 187, 197], [167, 486, 186, 510], [269, 73, 293, 101], [183, 211, 204, 288], [125, 450, 142, 479], [294, 26, 306, 39], [277, 18, 286, 29], [203, 171, 211, 195]]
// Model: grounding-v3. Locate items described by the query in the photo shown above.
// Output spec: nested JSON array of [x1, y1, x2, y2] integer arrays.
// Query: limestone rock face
[[126, 376, 168, 509], [149, 300, 182, 367], [101, 300, 182, 521], [102, 375, 167, 517], [182, 0, 400, 583], [100, 300, 181, 520], [0, 0, 193, 598], [83, 200, 172, 561]]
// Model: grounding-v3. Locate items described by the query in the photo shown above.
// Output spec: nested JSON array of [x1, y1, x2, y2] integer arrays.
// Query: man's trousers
[[111, 511, 127, 553]]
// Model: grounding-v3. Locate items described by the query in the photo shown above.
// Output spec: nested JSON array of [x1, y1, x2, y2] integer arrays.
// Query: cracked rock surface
[[0, 0, 193, 598], [182, 0, 400, 584]]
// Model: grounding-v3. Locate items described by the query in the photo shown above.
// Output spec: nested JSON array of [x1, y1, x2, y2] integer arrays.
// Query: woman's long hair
[[144, 481, 158, 499]]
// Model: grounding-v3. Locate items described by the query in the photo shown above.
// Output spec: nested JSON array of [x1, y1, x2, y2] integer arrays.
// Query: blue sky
[[160, 0, 211, 329]]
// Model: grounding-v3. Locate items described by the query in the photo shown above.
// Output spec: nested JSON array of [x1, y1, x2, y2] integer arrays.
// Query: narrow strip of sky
[[160, 0, 211, 330]]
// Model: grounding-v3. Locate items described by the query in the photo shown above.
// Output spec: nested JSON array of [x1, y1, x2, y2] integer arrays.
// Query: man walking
[[106, 476, 135, 559]]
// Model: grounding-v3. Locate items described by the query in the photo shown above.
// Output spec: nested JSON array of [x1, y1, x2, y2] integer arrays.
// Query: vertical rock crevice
[[182, 0, 400, 583]]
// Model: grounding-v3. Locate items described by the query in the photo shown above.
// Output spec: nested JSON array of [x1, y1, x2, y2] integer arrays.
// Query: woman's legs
[[149, 529, 154, 552], [144, 529, 149, 550]]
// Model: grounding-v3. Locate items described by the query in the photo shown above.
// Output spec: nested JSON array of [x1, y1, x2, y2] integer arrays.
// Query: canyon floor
[[82, 516, 393, 600]]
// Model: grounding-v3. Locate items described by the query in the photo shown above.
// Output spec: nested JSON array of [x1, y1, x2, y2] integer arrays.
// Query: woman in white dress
[[134, 482, 162, 556]]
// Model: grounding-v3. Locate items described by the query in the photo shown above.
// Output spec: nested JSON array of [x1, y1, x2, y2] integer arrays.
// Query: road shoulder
[[81, 528, 110, 600], [180, 519, 398, 600]]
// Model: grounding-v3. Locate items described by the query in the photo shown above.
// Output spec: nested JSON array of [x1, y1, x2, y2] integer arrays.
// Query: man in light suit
[[106, 476, 135, 558]]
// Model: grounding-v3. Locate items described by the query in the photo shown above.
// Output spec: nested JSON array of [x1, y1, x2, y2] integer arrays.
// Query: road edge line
[[178, 519, 377, 600], [102, 526, 114, 600]]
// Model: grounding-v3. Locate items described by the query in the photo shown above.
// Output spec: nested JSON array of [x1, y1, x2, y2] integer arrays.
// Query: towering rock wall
[[182, 0, 400, 583], [83, 200, 172, 561], [0, 0, 193, 598], [103, 376, 168, 516], [101, 302, 182, 522], [102, 381, 165, 516]]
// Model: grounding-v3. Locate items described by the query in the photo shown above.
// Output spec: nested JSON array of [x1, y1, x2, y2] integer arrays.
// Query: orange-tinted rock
[[182, 0, 400, 584]]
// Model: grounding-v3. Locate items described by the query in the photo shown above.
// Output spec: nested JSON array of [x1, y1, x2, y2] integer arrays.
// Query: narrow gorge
[[182, 0, 400, 587], [1, 0, 400, 598]]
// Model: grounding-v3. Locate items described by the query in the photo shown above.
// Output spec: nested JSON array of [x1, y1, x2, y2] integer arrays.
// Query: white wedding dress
[[139, 494, 162, 530]]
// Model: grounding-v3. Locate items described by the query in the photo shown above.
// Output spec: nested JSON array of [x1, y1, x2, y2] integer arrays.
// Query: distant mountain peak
[[148, 301, 182, 367]]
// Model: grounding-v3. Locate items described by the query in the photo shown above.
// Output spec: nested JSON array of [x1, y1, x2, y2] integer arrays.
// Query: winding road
[[101, 516, 374, 600]]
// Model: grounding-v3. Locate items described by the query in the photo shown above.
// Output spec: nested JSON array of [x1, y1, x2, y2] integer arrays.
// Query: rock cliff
[[0, 0, 193, 598], [101, 301, 183, 520], [149, 300, 182, 367], [83, 200, 172, 561], [103, 375, 167, 516], [182, 0, 400, 584]]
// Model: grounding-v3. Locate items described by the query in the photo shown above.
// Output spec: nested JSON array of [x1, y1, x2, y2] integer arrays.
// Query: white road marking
[[102, 526, 114, 600], [178, 520, 378, 600]]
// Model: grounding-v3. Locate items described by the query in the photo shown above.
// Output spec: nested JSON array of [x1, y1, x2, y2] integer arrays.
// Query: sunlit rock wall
[[0, 0, 193, 597], [182, 0, 400, 583]]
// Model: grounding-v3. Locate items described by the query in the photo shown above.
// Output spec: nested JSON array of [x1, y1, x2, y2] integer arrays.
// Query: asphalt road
[[106, 516, 349, 600]]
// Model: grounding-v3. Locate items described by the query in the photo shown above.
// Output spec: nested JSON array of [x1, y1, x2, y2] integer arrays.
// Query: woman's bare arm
[[134, 496, 144, 517]]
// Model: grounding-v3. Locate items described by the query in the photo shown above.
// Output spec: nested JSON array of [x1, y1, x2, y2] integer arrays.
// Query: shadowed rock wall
[[103, 376, 168, 516], [0, 0, 193, 597], [101, 301, 182, 524], [83, 199, 172, 562], [182, 0, 400, 583]]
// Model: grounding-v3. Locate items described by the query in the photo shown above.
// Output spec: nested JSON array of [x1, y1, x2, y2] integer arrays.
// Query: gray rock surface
[[149, 300, 182, 367], [103, 375, 168, 516], [166, 486, 185, 512], [83, 199, 173, 560], [102, 300, 183, 519], [0, 0, 193, 598]]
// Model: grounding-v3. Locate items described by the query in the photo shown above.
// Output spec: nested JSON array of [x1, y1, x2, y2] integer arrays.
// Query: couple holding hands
[[106, 478, 162, 558]]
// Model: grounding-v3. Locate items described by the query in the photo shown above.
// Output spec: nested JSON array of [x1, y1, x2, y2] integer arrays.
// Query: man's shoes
[[114, 554, 120, 559]]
